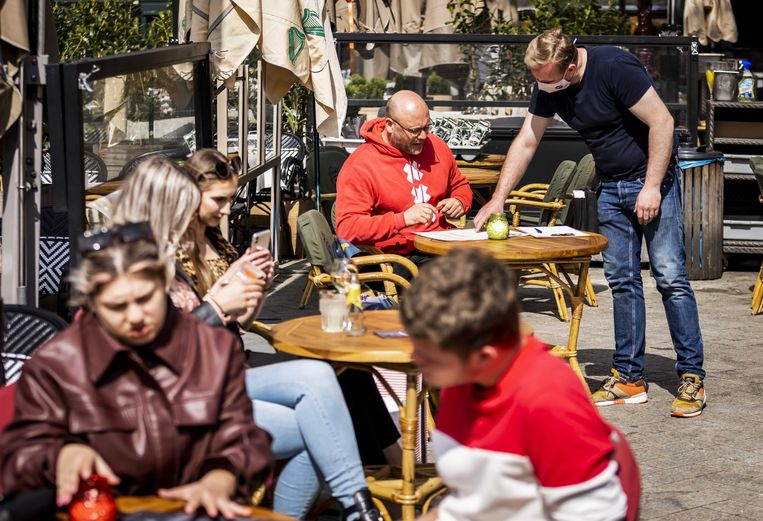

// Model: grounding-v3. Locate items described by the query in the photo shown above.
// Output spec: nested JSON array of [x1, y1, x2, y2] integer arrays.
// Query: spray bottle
[[737, 60, 757, 102]]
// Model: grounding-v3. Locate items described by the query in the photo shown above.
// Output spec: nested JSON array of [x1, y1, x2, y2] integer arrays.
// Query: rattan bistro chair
[[556, 154, 599, 308], [505, 156, 599, 321], [505, 159, 578, 228], [296, 210, 419, 308], [504, 160, 577, 321], [750, 157, 763, 315]]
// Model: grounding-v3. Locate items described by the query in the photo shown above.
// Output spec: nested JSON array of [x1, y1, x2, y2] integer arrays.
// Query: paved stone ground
[[257, 259, 763, 521]]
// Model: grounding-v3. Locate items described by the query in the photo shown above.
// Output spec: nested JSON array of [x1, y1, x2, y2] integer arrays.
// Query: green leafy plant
[[447, 0, 628, 102], [524, 0, 629, 36], [282, 84, 310, 135], [145, 8, 174, 48], [427, 71, 453, 96], [448, 0, 628, 36], [52, 0, 172, 61], [345, 75, 387, 100], [52, 0, 176, 127]]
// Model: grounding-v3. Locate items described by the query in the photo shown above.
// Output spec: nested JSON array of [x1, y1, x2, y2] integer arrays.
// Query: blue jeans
[[598, 172, 705, 381], [245, 360, 367, 519]]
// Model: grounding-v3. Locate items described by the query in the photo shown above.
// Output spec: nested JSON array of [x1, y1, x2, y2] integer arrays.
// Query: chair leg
[[584, 272, 598, 307], [299, 277, 315, 309], [752, 262, 763, 315], [546, 263, 569, 322]]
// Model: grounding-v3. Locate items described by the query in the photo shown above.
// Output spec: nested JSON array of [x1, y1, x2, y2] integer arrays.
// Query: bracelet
[[203, 294, 227, 320]]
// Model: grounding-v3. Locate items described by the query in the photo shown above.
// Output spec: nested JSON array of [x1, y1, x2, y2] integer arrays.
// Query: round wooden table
[[269, 310, 412, 365], [414, 233, 608, 385], [270, 310, 437, 521], [268, 310, 533, 521]]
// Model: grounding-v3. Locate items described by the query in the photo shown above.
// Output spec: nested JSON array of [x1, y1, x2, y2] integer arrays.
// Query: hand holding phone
[[250, 230, 271, 251]]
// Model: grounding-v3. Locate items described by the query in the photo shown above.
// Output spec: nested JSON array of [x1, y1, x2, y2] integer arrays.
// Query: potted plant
[[345, 75, 387, 132], [426, 71, 454, 111]]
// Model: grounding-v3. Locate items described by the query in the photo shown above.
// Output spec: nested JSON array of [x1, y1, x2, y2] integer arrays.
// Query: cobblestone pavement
[[258, 260, 763, 521]]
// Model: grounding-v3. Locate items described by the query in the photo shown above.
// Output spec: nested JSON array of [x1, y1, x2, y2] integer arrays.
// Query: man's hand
[[436, 198, 465, 219], [635, 184, 661, 225], [404, 203, 438, 226], [56, 444, 120, 506], [158, 469, 251, 520], [473, 197, 506, 231]]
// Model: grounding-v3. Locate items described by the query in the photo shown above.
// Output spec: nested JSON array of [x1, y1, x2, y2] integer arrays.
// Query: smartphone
[[374, 330, 409, 339], [250, 229, 271, 251]]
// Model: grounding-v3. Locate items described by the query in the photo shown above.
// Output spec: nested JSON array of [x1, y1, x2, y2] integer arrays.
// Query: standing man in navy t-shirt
[[474, 28, 706, 418]]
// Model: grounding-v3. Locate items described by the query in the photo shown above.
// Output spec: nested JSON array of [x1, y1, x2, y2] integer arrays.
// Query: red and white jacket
[[335, 118, 472, 254], [433, 338, 639, 521]]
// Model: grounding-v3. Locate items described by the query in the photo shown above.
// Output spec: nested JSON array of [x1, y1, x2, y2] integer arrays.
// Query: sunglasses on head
[[206, 156, 242, 179], [78, 221, 155, 255]]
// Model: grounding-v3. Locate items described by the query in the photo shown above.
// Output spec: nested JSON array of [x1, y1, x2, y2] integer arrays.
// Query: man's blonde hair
[[524, 28, 576, 72]]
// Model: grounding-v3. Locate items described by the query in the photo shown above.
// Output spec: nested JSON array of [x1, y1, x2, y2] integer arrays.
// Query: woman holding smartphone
[[185, 149, 402, 462]]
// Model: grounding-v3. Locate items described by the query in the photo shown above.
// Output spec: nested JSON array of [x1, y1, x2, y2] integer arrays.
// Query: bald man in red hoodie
[[336, 91, 472, 265]]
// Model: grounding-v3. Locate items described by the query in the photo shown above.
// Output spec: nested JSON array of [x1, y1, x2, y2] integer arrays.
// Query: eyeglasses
[[389, 117, 432, 137], [78, 221, 155, 254]]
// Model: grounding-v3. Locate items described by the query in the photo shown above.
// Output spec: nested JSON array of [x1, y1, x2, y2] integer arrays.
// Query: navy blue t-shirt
[[528, 46, 677, 181]]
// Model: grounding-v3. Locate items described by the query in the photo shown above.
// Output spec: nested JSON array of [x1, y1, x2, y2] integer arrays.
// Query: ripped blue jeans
[[597, 171, 705, 381]]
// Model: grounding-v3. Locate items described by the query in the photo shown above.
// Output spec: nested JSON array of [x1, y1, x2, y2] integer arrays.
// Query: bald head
[[386, 90, 430, 122], [383, 90, 431, 156]]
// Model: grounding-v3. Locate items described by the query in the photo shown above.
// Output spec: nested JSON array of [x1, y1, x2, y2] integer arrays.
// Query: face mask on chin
[[536, 67, 572, 93]]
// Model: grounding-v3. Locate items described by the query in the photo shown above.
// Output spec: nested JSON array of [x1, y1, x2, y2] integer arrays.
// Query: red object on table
[[69, 474, 118, 521]]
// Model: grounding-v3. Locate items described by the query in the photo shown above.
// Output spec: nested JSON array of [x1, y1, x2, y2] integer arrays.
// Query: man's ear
[[474, 344, 500, 366]]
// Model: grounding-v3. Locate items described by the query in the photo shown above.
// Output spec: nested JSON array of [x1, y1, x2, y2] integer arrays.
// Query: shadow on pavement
[[581, 348, 682, 392]]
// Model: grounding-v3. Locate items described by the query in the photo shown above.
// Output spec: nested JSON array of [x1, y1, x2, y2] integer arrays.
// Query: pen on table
[[535, 228, 543, 234]]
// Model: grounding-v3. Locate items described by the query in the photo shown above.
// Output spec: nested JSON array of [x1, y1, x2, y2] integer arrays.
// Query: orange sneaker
[[592, 369, 648, 406], [671, 374, 706, 418]]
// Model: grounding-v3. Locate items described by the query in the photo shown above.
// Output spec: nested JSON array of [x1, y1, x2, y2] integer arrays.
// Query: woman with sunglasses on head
[[0, 223, 273, 520], [109, 153, 382, 521], [108, 157, 264, 328], [186, 151, 403, 470]]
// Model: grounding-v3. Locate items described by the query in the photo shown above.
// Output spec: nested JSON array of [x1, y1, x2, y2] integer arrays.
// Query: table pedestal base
[[365, 464, 446, 521]]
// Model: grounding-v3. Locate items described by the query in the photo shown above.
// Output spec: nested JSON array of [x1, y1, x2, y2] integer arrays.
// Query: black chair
[[41, 149, 108, 186], [0, 306, 66, 519], [251, 132, 308, 200], [1, 304, 68, 386], [306, 145, 349, 230], [115, 146, 189, 181]]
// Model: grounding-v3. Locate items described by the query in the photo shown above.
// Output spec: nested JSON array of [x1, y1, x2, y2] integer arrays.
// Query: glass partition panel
[[80, 65, 196, 190], [43, 43, 211, 297], [334, 35, 696, 151], [49, 43, 211, 242]]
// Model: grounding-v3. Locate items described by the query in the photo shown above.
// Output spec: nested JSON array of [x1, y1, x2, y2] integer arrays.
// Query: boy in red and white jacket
[[400, 249, 640, 521], [335, 91, 472, 256]]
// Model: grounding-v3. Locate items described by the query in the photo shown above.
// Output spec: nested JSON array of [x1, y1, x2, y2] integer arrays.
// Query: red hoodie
[[335, 118, 472, 254]]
